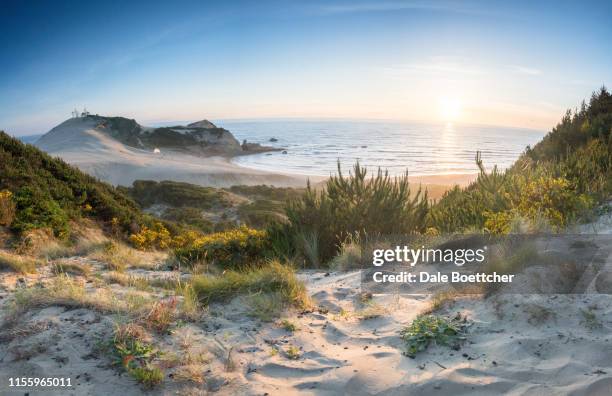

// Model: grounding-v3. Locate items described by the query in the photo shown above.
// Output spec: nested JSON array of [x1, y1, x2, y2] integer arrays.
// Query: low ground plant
[[400, 314, 469, 358]]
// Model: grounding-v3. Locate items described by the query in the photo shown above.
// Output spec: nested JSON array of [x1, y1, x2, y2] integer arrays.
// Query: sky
[[1, 0, 611, 136]]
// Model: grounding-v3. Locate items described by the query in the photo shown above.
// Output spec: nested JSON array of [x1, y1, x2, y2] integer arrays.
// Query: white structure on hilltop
[[72, 107, 90, 118]]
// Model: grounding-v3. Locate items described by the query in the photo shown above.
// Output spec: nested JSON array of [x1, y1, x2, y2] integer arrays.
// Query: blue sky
[[1, 0, 611, 135]]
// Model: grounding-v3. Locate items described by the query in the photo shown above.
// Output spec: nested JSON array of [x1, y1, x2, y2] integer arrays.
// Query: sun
[[438, 96, 462, 122]]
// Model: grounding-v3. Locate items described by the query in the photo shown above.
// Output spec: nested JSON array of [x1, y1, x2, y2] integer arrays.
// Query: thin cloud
[[384, 58, 487, 77], [315, 0, 494, 16], [509, 65, 542, 75]]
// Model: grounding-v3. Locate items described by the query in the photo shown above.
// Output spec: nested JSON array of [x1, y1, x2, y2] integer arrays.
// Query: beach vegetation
[[400, 314, 469, 358], [0, 249, 40, 273], [189, 260, 311, 310], [110, 323, 163, 388], [173, 226, 270, 268], [52, 259, 92, 276], [280, 161, 429, 265], [280, 319, 299, 332], [285, 345, 301, 360], [580, 307, 602, 330], [0, 189, 16, 226], [428, 87, 611, 234]]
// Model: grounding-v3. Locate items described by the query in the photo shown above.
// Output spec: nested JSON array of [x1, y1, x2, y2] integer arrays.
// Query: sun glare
[[438, 96, 462, 122]]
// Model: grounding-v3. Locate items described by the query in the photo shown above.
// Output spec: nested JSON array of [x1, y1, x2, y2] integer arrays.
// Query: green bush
[[281, 161, 429, 265], [428, 88, 611, 234], [120, 180, 227, 209]]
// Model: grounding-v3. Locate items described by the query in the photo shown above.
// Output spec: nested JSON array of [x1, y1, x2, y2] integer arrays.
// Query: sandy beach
[[2, 227, 611, 395]]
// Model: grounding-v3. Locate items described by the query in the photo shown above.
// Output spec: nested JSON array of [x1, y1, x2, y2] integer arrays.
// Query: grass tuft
[[190, 260, 311, 311], [0, 250, 40, 273], [280, 319, 298, 332], [285, 345, 301, 360], [52, 260, 92, 276]]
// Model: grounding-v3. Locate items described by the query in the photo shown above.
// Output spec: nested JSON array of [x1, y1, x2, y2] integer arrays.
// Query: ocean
[[18, 120, 546, 177], [221, 120, 546, 177]]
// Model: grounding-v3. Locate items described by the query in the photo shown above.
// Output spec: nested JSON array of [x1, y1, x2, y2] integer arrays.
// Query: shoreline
[[35, 124, 477, 190]]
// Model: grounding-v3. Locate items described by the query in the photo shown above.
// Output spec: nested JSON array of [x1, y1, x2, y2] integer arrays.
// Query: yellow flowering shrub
[[0, 190, 16, 226], [515, 176, 592, 229], [484, 211, 515, 235], [129, 222, 172, 250], [174, 226, 270, 268]]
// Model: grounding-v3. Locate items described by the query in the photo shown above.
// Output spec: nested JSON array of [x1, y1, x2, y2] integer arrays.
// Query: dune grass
[[52, 260, 92, 276], [10, 275, 155, 318], [189, 260, 311, 311], [0, 250, 40, 273], [88, 241, 162, 272]]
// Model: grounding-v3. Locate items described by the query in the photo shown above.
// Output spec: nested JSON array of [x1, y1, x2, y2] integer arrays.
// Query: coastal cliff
[[36, 115, 277, 157]]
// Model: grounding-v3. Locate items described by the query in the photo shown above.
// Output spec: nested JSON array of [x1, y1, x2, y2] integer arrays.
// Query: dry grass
[[0, 250, 40, 273], [10, 275, 155, 318], [52, 259, 92, 276], [105, 272, 152, 291], [353, 302, 388, 320], [422, 289, 460, 314], [525, 303, 556, 325], [143, 298, 178, 333], [19, 222, 108, 259], [114, 323, 153, 345], [173, 364, 206, 384], [89, 241, 162, 272], [177, 284, 201, 321]]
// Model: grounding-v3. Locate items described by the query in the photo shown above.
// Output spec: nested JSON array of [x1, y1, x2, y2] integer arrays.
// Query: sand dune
[[35, 118, 313, 188]]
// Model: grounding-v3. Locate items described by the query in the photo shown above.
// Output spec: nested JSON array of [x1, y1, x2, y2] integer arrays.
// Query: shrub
[[282, 161, 428, 265], [484, 211, 515, 235], [515, 176, 592, 229], [12, 187, 70, 237], [129, 223, 172, 250], [400, 314, 469, 358], [161, 207, 213, 233], [121, 180, 228, 209], [0, 190, 16, 226], [173, 226, 270, 268]]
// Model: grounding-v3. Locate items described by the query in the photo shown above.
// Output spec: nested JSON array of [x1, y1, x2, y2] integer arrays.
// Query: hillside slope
[[0, 131, 144, 236]]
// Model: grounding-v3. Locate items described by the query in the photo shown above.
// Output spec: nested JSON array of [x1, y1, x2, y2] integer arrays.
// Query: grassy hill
[[0, 131, 146, 237]]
